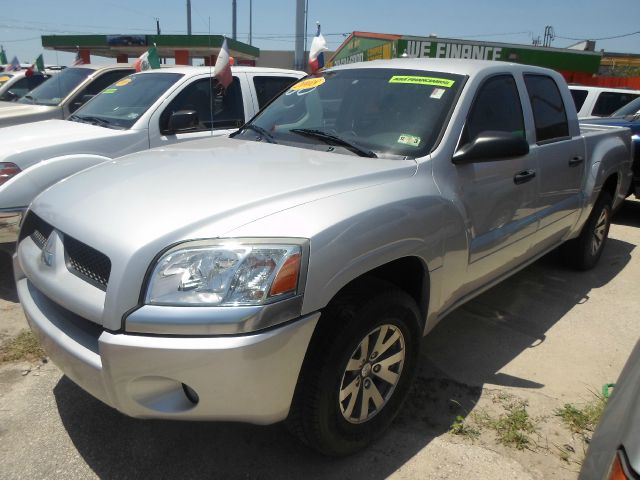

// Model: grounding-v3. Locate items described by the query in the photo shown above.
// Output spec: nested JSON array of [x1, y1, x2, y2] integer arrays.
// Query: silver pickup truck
[[14, 59, 632, 456]]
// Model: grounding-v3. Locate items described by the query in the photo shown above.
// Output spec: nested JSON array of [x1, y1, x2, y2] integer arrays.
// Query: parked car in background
[[569, 85, 640, 119], [582, 113, 640, 198], [0, 71, 52, 102], [0, 64, 135, 127], [579, 341, 640, 480], [14, 59, 632, 455], [0, 66, 305, 249]]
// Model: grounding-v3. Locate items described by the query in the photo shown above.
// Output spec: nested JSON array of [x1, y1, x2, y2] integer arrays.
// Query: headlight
[[146, 240, 304, 306]]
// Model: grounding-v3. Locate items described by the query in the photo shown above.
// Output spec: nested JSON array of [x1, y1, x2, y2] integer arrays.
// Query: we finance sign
[[400, 39, 503, 60]]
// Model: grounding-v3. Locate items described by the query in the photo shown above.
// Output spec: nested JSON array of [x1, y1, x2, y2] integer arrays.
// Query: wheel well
[[331, 257, 429, 322], [602, 173, 618, 201]]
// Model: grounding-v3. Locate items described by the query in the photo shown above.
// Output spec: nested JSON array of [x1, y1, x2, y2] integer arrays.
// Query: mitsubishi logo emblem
[[41, 231, 57, 267]]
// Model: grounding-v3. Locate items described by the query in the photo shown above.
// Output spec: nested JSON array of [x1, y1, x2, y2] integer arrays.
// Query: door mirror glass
[[167, 110, 199, 133]]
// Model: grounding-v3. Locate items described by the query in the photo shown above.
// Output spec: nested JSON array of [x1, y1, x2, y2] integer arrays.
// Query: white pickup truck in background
[[0, 66, 305, 248]]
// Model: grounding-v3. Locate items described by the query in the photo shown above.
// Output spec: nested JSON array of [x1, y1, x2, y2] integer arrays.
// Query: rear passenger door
[[455, 74, 539, 286], [524, 74, 585, 249]]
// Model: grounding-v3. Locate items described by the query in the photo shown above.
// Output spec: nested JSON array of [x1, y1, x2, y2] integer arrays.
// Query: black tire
[[562, 191, 612, 270], [286, 279, 422, 456]]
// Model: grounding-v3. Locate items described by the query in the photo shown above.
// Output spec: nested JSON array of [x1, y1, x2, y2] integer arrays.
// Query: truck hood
[[0, 101, 58, 126], [31, 136, 417, 257], [0, 119, 130, 168]]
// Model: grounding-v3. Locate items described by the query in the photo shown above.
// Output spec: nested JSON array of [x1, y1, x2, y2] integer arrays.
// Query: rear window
[[524, 74, 569, 143], [253, 76, 299, 108], [592, 92, 640, 117], [570, 89, 588, 112]]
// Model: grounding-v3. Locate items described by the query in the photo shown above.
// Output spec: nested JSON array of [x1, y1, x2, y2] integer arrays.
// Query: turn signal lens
[[608, 451, 632, 480], [270, 252, 301, 297], [0, 162, 21, 187]]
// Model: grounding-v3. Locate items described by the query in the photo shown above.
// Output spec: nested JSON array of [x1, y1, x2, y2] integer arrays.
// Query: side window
[[70, 69, 134, 112], [0, 77, 30, 100], [523, 74, 569, 143], [253, 76, 299, 109], [570, 89, 588, 112], [160, 77, 244, 133], [592, 92, 640, 117], [461, 74, 524, 147]]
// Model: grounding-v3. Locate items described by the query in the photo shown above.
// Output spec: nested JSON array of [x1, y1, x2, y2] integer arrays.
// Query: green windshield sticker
[[398, 134, 421, 147], [102, 88, 117, 94], [389, 76, 455, 88]]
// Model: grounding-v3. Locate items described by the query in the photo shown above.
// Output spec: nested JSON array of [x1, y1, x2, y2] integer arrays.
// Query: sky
[[1, 0, 639, 66]]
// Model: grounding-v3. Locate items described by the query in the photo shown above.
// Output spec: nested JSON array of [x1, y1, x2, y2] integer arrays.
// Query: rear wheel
[[562, 191, 612, 270], [286, 281, 421, 456]]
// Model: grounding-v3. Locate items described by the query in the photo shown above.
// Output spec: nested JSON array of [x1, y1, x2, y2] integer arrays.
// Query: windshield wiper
[[289, 128, 377, 158], [69, 115, 112, 128], [234, 124, 277, 143]]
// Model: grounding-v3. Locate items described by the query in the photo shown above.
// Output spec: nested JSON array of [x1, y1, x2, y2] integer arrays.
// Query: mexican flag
[[0, 48, 7, 65], [25, 54, 45, 77], [134, 47, 160, 72], [213, 38, 233, 89]]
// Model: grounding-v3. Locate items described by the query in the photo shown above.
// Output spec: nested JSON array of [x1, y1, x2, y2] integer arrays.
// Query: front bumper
[[0, 207, 25, 245], [17, 275, 319, 424]]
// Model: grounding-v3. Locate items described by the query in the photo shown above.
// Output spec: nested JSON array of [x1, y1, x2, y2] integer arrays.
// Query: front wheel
[[286, 282, 421, 456], [562, 191, 612, 270]]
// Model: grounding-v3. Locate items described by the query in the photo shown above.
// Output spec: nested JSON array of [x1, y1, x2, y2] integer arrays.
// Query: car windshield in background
[[0, 73, 13, 87], [69, 72, 184, 129], [18, 67, 93, 106], [234, 68, 464, 158], [612, 96, 640, 117]]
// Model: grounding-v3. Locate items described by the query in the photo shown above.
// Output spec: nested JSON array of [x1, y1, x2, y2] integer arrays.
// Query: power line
[[556, 30, 640, 41]]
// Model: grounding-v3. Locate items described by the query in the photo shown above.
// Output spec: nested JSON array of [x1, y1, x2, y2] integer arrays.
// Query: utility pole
[[156, 18, 161, 35], [187, 0, 192, 35], [249, 0, 252, 45], [232, 0, 237, 40]]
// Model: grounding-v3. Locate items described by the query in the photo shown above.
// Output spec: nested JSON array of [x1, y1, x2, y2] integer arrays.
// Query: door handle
[[569, 155, 584, 167], [513, 169, 536, 185]]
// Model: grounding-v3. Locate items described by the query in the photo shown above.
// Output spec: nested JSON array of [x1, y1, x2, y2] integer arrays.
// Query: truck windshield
[[68, 72, 184, 129], [234, 68, 464, 158], [18, 67, 93, 106], [612, 96, 640, 117]]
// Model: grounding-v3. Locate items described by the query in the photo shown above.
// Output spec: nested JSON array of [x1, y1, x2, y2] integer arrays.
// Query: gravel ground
[[1, 200, 640, 479]]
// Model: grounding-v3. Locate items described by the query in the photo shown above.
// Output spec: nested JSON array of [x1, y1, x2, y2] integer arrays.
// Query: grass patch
[[555, 395, 607, 437], [0, 330, 46, 364], [450, 415, 481, 441], [478, 397, 537, 450]]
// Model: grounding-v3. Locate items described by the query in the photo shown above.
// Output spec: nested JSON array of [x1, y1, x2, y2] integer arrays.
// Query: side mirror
[[70, 94, 95, 112], [453, 131, 529, 164], [167, 110, 199, 133]]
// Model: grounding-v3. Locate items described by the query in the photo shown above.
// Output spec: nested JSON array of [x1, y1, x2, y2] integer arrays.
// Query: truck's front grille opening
[[63, 235, 111, 291], [19, 211, 112, 291], [19, 211, 53, 249]]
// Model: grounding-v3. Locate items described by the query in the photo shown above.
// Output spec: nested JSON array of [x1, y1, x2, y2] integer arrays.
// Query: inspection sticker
[[290, 77, 325, 91], [389, 76, 455, 88], [0, 76, 10, 82], [102, 88, 117, 94], [115, 78, 132, 87], [431, 88, 446, 99], [398, 134, 421, 147]]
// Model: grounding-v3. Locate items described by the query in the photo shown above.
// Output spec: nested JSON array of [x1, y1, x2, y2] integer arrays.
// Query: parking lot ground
[[1, 200, 640, 479]]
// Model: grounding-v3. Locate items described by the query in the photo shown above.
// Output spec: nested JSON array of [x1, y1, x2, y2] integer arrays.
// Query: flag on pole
[[308, 22, 328, 73], [213, 38, 233, 90], [72, 50, 84, 66], [25, 54, 45, 77], [0, 47, 7, 66], [6, 56, 20, 71], [133, 46, 160, 72]]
